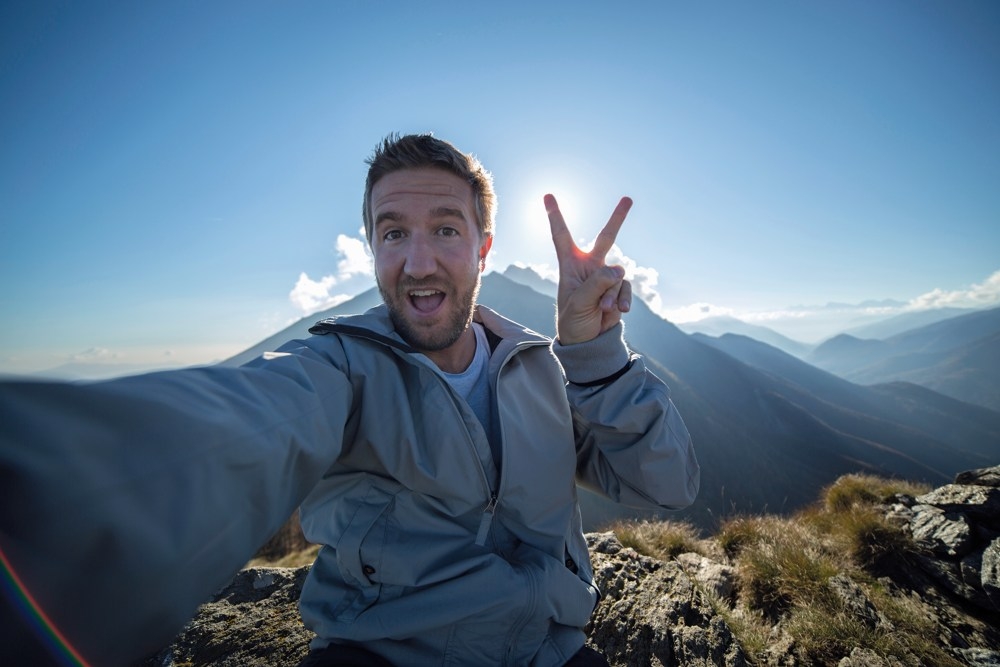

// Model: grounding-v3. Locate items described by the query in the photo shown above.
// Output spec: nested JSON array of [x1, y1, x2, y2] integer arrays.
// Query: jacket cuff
[[552, 323, 631, 386]]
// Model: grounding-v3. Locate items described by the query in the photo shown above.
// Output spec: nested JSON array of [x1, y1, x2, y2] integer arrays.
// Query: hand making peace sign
[[545, 194, 634, 346]]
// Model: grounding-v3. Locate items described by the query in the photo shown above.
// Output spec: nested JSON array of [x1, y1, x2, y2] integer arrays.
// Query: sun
[[488, 158, 611, 274]]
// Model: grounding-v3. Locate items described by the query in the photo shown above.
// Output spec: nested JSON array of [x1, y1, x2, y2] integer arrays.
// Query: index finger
[[545, 194, 577, 258], [591, 196, 633, 259]]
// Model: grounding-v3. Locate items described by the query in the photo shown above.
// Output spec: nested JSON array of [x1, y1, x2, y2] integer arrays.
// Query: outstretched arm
[[546, 194, 633, 345]]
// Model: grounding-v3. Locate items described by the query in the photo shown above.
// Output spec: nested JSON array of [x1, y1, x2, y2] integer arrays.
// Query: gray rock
[[586, 534, 747, 667], [828, 573, 880, 630], [955, 647, 1000, 667], [983, 537, 1000, 611], [137, 567, 312, 667], [955, 466, 1000, 489], [914, 551, 988, 606], [916, 484, 1000, 523], [837, 646, 897, 667], [909, 504, 975, 557], [676, 552, 737, 602]]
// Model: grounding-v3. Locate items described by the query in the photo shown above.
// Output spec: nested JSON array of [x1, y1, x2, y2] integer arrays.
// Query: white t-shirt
[[438, 323, 497, 468]]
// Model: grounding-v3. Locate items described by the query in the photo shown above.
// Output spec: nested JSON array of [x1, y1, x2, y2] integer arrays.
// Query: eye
[[382, 229, 404, 242], [438, 226, 459, 237]]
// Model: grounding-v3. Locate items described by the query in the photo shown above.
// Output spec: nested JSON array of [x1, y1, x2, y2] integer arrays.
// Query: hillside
[[676, 315, 813, 359]]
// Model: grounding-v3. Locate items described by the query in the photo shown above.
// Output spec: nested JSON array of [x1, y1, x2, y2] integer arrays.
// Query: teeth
[[410, 290, 441, 297]]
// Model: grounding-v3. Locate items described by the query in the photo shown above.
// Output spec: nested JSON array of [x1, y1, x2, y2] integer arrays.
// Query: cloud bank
[[289, 233, 373, 315], [906, 270, 1000, 310]]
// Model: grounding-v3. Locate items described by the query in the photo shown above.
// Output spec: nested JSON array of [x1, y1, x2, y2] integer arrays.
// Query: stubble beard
[[379, 274, 482, 353]]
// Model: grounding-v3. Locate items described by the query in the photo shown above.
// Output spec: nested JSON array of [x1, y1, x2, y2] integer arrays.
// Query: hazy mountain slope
[[500, 265, 558, 298], [808, 306, 1000, 411], [843, 306, 972, 340], [850, 330, 1000, 411], [221, 287, 384, 367], [677, 315, 813, 358], [886, 305, 1000, 353], [696, 332, 1000, 461]]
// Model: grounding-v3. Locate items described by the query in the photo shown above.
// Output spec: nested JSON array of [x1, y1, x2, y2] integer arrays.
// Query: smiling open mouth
[[409, 289, 445, 313]]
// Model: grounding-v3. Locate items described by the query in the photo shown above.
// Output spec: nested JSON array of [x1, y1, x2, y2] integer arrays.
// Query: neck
[[425, 325, 477, 374]]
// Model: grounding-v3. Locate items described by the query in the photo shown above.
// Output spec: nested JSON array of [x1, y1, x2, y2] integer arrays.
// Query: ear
[[478, 234, 493, 272]]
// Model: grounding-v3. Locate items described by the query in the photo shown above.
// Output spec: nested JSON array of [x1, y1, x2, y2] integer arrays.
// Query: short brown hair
[[362, 133, 496, 243]]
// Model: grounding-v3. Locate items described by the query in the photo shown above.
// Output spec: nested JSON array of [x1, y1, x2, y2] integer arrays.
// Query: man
[[0, 134, 699, 666]]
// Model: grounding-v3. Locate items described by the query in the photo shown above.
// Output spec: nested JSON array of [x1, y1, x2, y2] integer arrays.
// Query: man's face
[[370, 167, 493, 360]]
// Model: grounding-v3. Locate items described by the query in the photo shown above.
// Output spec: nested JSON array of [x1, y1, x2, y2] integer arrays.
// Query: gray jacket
[[0, 304, 698, 666]]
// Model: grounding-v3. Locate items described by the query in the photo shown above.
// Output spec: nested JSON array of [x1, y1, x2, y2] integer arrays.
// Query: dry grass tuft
[[245, 543, 321, 569], [822, 473, 929, 513], [610, 519, 706, 560], [619, 473, 958, 666]]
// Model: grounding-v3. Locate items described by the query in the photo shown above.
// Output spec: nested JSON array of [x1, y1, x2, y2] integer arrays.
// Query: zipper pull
[[475, 495, 499, 546]]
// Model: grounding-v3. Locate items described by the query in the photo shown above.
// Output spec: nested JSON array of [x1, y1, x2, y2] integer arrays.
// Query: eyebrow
[[374, 211, 401, 227], [431, 207, 467, 220], [374, 207, 467, 227]]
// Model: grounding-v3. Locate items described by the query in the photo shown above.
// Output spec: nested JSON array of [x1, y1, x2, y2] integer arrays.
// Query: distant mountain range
[[223, 267, 1000, 533], [676, 307, 976, 358], [806, 307, 1000, 412], [676, 316, 812, 358]]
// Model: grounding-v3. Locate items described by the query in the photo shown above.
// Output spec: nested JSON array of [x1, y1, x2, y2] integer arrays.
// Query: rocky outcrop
[[138, 567, 313, 666], [139, 466, 1000, 667], [585, 533, 746, 667], [880, 466, 1000, 666], [139, 536, 741, 667]]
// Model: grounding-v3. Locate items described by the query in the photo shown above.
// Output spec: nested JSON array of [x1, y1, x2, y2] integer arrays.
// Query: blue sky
[[2, 1, 998, 375]]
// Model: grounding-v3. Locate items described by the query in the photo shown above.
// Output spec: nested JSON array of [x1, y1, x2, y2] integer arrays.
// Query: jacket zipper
[[420, 362, 500, 547], [475, 494, 499, 546], [476, 340, 547, 548]]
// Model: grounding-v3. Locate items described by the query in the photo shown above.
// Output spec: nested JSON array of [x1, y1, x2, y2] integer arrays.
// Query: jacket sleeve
[[0, 338, 352, 666], [552, 322, 700, 511]]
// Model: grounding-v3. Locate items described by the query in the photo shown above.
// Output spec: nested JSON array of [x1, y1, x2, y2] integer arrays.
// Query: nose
[[403, 235, 437, 280]]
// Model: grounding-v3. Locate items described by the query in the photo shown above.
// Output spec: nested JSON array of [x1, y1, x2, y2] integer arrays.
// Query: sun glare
[[507, 171, 600, 258]]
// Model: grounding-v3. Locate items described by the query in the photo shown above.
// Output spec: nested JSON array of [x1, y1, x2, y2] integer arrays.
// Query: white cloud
[[335, 233, 374, 278], [289, 273, 353, 315], [906, 270, 1000, 310], [665, 302, 740, 323], [288, 232, 374, 315], [70, 347, 118, 362], [607, 246, 663, 315]]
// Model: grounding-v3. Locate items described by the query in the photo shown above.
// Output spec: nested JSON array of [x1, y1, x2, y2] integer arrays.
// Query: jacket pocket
[[333, 484, 396, 622], [513, 543, 600, 630]]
